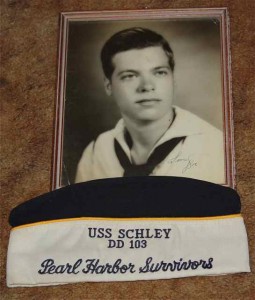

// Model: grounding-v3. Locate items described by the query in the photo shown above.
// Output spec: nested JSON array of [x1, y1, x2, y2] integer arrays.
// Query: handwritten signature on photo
[[168, 152, 198, 173]]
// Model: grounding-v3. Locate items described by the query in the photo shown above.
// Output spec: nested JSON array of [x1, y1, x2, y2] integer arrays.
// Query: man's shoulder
[[93, 129, 115, 146], [174, 106, 222, 136], [93, 119, 123, 145]]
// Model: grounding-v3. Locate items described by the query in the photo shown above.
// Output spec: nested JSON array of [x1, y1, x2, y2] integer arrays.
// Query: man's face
[[104, 46, 174, 123]]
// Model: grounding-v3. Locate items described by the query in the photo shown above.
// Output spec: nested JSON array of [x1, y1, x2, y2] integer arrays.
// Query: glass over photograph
[[53, 10, 234, 188]]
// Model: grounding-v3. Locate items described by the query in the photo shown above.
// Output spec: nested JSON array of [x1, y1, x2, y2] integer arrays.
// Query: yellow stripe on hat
[[11, 214, 242, 231]]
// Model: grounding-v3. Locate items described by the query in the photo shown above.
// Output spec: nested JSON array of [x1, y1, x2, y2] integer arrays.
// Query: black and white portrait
[[53, 10, 234, 189]]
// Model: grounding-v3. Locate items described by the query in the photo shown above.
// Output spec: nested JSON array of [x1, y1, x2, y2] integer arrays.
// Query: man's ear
[[104, 77, 112, 96]]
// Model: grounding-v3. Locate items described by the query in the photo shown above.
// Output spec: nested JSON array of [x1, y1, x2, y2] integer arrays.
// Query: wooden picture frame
[[52, 8, 234, 189]]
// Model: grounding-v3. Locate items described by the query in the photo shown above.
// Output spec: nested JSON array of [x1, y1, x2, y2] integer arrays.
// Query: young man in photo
[[75, 27, 225, 184]]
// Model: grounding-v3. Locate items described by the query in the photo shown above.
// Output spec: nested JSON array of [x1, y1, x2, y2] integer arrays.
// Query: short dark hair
[[101, 27, 175, 79]]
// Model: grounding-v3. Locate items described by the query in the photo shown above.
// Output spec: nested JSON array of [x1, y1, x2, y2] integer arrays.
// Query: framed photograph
[[52, 8, 235, 190]]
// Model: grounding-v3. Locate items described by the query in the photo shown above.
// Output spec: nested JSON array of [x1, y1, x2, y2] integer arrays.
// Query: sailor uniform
[[75, 106, 225, 184]]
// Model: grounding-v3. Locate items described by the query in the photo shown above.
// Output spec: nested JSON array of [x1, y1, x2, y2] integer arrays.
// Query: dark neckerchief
[[114, 110, 186, 177]]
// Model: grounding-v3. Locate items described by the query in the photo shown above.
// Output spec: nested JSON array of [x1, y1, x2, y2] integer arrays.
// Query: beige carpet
[[1, 0, 254, 299]]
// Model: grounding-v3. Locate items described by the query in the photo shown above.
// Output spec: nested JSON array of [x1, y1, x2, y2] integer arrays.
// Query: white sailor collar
[[113, 106, 205, 160]]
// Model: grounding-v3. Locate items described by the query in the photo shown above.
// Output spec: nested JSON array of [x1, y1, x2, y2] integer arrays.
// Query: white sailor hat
[[7, 177, 250, 287]]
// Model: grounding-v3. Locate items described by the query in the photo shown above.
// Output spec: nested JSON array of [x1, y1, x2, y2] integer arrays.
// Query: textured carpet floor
[[1, 0, 254, 299]]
